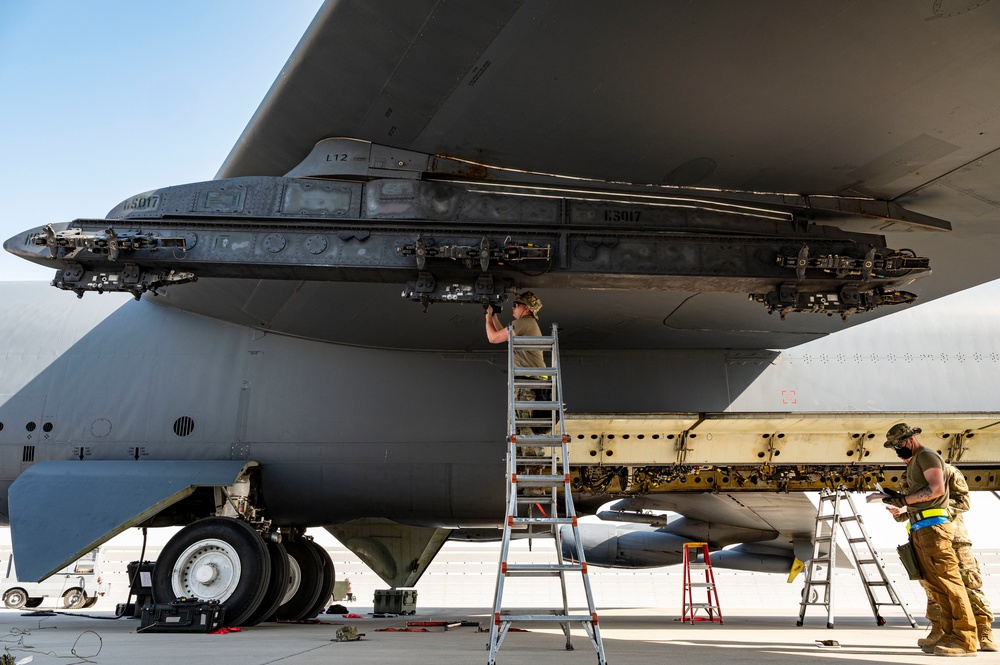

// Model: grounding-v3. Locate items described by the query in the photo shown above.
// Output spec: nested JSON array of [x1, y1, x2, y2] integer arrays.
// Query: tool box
[[139, 599, 225, 633], [373, 588, 418, 615]]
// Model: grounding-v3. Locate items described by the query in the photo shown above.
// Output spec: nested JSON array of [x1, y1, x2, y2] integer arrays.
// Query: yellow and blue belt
[[906, 508, 951, 533]]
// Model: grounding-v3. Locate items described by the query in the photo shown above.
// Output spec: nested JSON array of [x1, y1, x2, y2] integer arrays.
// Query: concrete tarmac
[[2, 607, 997, 664]]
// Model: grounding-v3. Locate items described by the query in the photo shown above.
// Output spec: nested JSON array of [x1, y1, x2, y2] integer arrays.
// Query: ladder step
[[510, 335, 557, 346], [511, 517, 575, 525], [513, 400, 562, 410], [514, 475, 568, 486], [512, 433, 564, 441], [512, 419, 556, 427], [512, 366, 558, 375], [687, 582, 715, 588], [513, 376, 555, 384], [516, 497, 556, 505], [513, 376, 554, 385], [512, 458, 560, 466], [497, 615, 596, 623], [504, 563, 583, 573]]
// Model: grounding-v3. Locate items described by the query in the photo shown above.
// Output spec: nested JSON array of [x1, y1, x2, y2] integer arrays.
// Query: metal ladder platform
[[488, 324, 607, 665], [797, 487, 917, 629]]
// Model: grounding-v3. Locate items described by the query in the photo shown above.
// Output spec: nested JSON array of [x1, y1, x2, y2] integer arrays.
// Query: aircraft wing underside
[[203, 0, 1000, 339], [8, 1, 1000, 350]]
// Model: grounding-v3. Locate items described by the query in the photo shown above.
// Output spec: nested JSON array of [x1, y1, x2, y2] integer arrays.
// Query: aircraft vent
[[22, 446, 35, 463], [172, 416, 195, 437]]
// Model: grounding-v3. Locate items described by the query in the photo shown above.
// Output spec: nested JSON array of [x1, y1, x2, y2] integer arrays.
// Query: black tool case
[[139, 599, 225, 633]]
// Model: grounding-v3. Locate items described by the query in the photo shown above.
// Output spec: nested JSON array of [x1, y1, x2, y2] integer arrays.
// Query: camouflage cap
[[517, 291, 542, 317], [336, 625, 359, 642], [884, 422, 922, 448]]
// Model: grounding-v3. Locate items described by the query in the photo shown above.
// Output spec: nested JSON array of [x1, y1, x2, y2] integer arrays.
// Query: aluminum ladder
[[797, 487, 917, 629], [488, 323, 607, 665], [681, 542, 723, 624]]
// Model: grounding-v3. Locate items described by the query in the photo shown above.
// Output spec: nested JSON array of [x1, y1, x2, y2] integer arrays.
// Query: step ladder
[[681, 542, 723, 624], [797, 487, 917, 629], [488, 323, 607, 665]]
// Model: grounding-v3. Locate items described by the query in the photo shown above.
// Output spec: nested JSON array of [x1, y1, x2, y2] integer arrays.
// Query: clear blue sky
[[0, 0, 324, 281]]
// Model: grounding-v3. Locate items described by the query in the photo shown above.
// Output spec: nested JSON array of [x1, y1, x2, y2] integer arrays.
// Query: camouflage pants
[[913, 522, 977, 653], [515, 387, 545, 456], [922, 540, 994, 629]]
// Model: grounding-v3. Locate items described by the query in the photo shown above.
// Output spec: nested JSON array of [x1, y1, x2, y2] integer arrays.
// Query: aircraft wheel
[[152, 517, 270, 627], [301, 539, 335, 620], [240, 540, 290, 626], [24, 597, 43, 608], [3, 587, 27, 609], [272, 537, 322, 621], [62, 588, 87, 609]]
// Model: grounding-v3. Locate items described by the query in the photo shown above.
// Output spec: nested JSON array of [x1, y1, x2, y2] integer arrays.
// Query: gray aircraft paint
[[6, 1, 1000, 594], [728, 280, 1000, 412]]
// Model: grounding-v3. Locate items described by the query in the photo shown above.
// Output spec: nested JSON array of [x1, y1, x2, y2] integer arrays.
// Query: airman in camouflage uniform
[[892, 460, 996, 651], [485, 292, 548, 475], [881, 423, 977, 656]]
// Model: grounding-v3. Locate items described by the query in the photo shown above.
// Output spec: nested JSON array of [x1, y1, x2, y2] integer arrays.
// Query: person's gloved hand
[[882, 495, 907, 508]]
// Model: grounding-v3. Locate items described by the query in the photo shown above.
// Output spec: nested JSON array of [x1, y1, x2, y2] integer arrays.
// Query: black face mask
[[894, 445, 914, 460]]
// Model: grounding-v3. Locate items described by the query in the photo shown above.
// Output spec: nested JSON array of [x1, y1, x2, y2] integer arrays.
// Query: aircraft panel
[[564, 412, 1000, 465]]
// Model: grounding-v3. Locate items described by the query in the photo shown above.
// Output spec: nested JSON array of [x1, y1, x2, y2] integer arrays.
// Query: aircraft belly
[[259, 447, 506, 526]]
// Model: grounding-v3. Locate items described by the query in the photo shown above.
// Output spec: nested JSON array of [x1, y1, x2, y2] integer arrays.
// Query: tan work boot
[[933, 642, 978, 657], [919, 627, 945, 647], [978, 624, 998, 652]]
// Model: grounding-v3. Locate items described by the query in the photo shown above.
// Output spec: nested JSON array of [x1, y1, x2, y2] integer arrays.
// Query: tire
[[83, 596, 99, 609], [301, 540, 335, 620], [240, 540, 290, 626], [3, 588, 27, 609], [63, 588, 87, 609], [272, 537, 323, 621], [151, 517, 270, 627]]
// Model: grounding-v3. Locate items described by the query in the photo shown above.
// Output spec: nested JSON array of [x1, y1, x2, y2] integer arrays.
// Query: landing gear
[[272, 537, 324, 621], [303, 539, 335, 620], [241, 540, 290, 626], [151, 517, 270, 627]]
